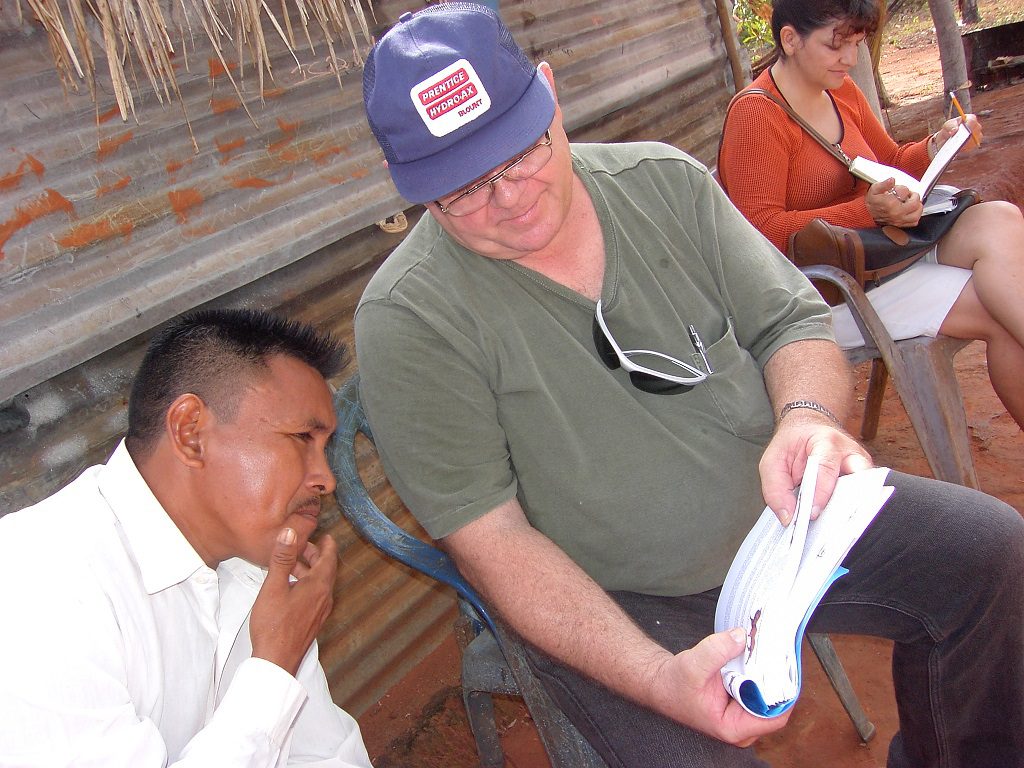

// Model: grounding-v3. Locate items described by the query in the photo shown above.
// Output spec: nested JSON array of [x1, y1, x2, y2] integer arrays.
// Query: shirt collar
[[97, 439, 208, 594]]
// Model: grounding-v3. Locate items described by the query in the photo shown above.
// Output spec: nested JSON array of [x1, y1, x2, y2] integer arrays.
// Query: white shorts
[[830, 248, 972, 350]]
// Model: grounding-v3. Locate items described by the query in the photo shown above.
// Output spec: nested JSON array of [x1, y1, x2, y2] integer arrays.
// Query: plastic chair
[[706, 166, 976, 489], [328, 374, 606, 768], [801, 264, 979, 489], [329, 375, 876, 763]]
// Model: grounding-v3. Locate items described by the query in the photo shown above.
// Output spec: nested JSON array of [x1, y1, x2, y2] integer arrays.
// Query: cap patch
[[411, 58, 491, 138]]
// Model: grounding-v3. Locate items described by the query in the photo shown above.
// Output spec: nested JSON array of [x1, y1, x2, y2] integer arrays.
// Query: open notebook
[[849, 122, 972, 212]]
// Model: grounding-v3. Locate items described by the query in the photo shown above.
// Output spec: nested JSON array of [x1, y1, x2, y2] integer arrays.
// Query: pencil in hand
[[948, 90, 981, 148]]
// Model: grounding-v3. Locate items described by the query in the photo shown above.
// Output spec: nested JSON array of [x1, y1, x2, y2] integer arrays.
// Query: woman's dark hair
[[126, 308, 347, 454], [771, 0, 882, 53]]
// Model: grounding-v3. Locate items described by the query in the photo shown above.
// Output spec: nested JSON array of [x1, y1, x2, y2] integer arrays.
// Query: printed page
[[715, 458, 819, 714], [849, 123, 969, 200], [920, 123, 971, 198], [788, 468, 894, 614], [715, 463, 894, 717], [849, 157, 923, 196], [921, 185, 958, 216]]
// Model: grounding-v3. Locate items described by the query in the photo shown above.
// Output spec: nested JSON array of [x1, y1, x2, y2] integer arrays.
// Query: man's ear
[[165, 393, 207, 468], [538, 61, 558, 99], [537, 61, 567, 130]]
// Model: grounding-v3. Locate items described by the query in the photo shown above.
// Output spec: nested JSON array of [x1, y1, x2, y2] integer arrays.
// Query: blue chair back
[[328, 374, 495, 636]]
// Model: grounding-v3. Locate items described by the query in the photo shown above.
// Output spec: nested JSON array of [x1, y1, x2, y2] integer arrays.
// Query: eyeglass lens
[[592, 302, 709, 395], [438, 131, 552, 216], [592, 322, 694, 394]]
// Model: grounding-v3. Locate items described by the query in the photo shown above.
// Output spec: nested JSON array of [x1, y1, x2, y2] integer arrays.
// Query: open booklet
[[714, 457, 895, 718], [848, 122, 972, 212]]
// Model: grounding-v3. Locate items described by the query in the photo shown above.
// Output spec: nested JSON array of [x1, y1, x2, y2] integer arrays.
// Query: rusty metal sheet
[[1, 0, 736, 406], [0, 14, 388, 405]]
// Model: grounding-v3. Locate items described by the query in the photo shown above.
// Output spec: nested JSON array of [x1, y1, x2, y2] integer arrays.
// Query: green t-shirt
[[355, 142, 833, 596]]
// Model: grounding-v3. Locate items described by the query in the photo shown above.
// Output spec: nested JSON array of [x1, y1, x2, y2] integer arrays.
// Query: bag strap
[[718, 87, 853, 185]]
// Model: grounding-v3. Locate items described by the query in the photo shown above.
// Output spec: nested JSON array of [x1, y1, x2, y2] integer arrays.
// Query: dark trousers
[[524, 471, 1024, 768]]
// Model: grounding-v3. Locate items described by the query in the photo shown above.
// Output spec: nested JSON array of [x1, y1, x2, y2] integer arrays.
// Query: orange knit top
[[718, 69, 932, 254]]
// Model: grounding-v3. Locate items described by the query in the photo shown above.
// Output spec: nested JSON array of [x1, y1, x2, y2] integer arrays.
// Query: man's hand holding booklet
[[714, 457, 895, 718]]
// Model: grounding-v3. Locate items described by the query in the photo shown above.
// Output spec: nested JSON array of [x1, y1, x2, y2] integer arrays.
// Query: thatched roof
[[6, 0, 376, 146]]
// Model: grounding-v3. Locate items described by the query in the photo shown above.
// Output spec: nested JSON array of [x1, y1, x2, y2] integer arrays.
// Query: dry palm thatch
[[11, 0, 376, 148]]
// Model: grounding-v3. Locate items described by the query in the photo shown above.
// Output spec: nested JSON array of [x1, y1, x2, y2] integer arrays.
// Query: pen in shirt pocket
[[687, 325, 713, 374]]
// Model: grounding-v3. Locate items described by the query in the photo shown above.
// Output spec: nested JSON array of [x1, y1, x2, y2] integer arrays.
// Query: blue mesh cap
[[363, 2, 556, 204]]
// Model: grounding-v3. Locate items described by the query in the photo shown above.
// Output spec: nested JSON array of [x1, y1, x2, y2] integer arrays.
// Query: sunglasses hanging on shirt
[[592, 299, 712, 395]]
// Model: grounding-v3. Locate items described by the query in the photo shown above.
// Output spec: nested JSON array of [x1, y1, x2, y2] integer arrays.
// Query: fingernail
[[278, 527, 296, 545], [730, 627, 746, 644]]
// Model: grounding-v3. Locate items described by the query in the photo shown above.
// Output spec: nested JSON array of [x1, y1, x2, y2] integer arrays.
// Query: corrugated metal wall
[[0, 0, 386, 406], [0, 0, 744, 718]]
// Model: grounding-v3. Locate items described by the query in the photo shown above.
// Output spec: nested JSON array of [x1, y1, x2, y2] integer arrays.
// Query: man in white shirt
[[0, 308, 372, 767]]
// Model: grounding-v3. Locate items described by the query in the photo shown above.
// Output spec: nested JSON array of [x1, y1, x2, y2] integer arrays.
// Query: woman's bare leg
[[939, 279, 1024, 430], [938, 201, 1024, 344], [931, 200, 1024, 429]]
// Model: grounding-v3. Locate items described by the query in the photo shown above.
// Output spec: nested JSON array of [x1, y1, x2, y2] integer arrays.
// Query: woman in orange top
[[719, 0, 1024, 430]]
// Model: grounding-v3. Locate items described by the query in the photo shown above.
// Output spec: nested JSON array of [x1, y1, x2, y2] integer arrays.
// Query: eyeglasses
[[435, 131, 553, 216], [592, 299, 711, 395]]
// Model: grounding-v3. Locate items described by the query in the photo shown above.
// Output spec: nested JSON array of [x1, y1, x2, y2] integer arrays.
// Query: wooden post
[[714, 0, 749, 93]]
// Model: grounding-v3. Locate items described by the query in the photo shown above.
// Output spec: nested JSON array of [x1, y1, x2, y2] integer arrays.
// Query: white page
[[920, 122, 971, 198], [848, 122, 971, 200], [922, 185, 958, 215], [715, 459, 819, 712], [849, 156, 923, 195], [715, 464, 894, 717], [787, 471, 893, 616]]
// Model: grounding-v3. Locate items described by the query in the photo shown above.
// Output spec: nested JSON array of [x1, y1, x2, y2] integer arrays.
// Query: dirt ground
[[357, 15, 1024, 768]]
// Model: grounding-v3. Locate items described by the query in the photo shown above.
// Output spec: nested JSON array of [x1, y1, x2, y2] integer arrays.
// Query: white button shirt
[[0, 441, 372, 767]]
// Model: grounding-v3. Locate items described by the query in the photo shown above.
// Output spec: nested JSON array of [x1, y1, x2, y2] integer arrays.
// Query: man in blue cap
[[356, 4, 1024, 766]]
